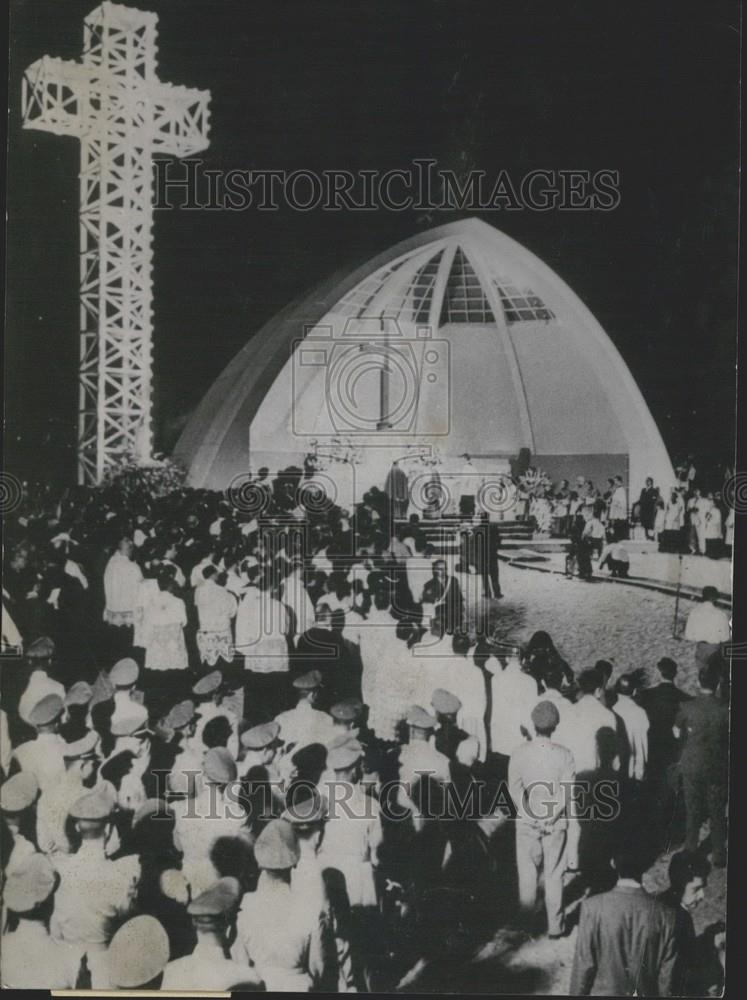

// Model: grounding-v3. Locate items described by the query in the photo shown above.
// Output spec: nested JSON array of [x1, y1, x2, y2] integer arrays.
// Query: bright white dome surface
[[175, 218, 674, 503]]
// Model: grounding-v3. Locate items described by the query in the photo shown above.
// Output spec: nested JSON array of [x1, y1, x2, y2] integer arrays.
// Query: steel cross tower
[[21, 1, 211, 483]]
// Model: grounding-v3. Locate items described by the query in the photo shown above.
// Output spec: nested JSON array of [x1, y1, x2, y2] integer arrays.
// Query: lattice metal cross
[[22, 1, 211, 483]]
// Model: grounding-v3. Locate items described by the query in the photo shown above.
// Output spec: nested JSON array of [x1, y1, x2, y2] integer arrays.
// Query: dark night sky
[[6, 0, 740, 486]]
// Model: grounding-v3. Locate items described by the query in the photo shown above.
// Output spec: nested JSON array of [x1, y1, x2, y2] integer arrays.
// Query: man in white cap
[[162, 877, 262, 989], [0, 771, 40, 873], [18, 637, 65, 727], [60, 681, 94, 742], [166, 699, 203, 797], [444, 633, 489, 760], [238, 721, 285, 831], [285, 789, 347, 990], [232, 817, 331, 990], [317, 737, 383, 989], [172, 747, 250, 897], [50, 787, 140, 988], [108, 657, 145, 731], [509, 700, 575, 938], [192, 669, 240, 758], [13, 693, 67, 792], [1, 854, 84, 988], [105, 915, 169, 990], [485, 644, 539, 783], [275, 670, 336, 751], [36, 730, 101, 857], [398, 706, 451, 788]]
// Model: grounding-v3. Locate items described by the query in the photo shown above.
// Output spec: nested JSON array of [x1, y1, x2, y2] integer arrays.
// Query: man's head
[[657, 657, 678, 681], [431, 688, 461, 722], [432, 559, 447, 581], [187, 877, 241, 938], [69, 787, 116, 841], [452, 632, 472, 658], [615, 673, 638, 698], [117, 537, 134, 558], [702, 585, 719, 605], [668, 851, 709, 910], [241, 721, 280, 764], [542, 662, 564, 692], [613, 848, 645, 883], [645, 477, 653, 487], [531, 700, 560, 737], [293, 670, 322, 706], [595, 660, 614, 688], [28, 694, 64, 734], [578, 667, 604, 699], [406, 705, 438, 742], [202, 716, 233, 750], [63, 731, 101, 783]]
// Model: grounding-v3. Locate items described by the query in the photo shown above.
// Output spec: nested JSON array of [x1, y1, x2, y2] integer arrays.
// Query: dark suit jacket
[[637, 683, 691, 770], [421, 575, 464, 633], [570, 884, 677, 996], [674, 694, 729, 780]]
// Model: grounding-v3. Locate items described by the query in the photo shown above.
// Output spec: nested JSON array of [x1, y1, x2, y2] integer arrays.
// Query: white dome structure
[[175, 218, 674, 507]]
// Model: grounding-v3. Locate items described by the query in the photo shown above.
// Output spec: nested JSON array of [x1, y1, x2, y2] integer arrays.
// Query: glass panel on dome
[[439, 246, 495, 324], [392, 249, 443, 324], [493, 278, 555, 323], [332, 251, 416, 320]]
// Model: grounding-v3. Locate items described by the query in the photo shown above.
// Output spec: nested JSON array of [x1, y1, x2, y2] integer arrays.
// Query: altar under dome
[[174, 218, 675, 506]]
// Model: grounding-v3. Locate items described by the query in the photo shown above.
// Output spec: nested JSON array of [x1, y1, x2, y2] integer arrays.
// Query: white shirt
[[663, 497, 684, 531], [235, 590, 289, 672], [36, 770, 87, 856], [486, 660, 538, 756], [405, 556, 432, 605], [282, 569, 315, 637], [103, 552, 142, 617], [582, 517, 606, 540], [398, 737, 451, 785], [451, 657, 488, 762], [232, 877, 329, 991], [13, 732, 67, 791], [684, 602, 731, 644], [162, 940, 260, 990], [51, 840, 139, 947], [609, 486, 628, 521], [275, 700, 335, 750], [195, 578, 237, 633], [566, 694, 619, 773], [613, 694, 650, 780], [704, 504, 723, 540], [1, 920, 83, 989], [173, 786, 248, 897], [317, 782, 383, 908]]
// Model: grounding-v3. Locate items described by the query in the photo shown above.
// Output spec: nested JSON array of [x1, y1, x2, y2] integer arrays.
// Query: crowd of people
[[0, 466, 729, 993], [516, 461, 734, 563]]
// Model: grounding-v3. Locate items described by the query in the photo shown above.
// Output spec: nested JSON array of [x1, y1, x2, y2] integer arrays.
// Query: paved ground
[[400, 560, 728, 993], [501, 547, 732, 600], [481, 560, 705, 687]]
